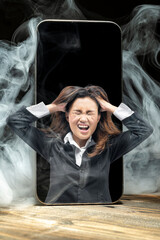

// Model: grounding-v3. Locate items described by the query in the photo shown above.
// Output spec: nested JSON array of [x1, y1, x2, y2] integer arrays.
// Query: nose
[[79, 114, 88, 122]]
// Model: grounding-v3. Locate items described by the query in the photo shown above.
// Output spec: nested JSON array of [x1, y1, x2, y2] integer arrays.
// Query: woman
[[7, 85, 153, 204]]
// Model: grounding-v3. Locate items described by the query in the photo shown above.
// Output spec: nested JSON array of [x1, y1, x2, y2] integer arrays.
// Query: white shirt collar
[[64, 132, 92, 150]]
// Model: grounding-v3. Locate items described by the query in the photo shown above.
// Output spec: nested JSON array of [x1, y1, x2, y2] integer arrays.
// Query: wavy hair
[[49, 85, 121, 157]]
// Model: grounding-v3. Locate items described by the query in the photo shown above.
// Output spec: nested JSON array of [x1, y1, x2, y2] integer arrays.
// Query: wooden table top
[[0, 194, 160, 240]]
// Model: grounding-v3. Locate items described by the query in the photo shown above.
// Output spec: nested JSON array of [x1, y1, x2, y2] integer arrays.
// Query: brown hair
[[49, 85, 120, 157]]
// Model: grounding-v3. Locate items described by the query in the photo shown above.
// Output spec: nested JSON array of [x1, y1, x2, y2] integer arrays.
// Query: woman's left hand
[[96, 97, 118, 113]]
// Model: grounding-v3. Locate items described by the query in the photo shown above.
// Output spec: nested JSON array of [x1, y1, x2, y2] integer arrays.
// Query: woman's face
[[66, 97, 100, 147]]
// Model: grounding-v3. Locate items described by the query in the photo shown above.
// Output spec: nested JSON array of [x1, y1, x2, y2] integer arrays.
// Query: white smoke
[[31, 0, 85, 19], [0, 2, 160, 207], [122, 5, 160, 194], [0, 18, 39, 206]]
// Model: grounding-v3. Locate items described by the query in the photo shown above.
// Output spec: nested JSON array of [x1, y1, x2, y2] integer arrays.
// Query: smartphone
[[36, 20, 122, 204]]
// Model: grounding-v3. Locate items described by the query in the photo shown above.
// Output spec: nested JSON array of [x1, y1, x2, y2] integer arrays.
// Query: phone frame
[[35, 19, 123, 205]]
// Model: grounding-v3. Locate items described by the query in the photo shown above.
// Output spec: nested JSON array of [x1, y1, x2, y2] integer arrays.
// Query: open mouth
[[78, 124, 89, 131]]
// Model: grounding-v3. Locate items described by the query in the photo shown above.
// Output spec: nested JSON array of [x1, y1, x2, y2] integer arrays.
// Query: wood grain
[[0, 194, 160, 240]]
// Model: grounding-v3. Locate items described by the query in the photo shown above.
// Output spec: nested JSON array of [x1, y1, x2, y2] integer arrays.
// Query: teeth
[[78, 125, 89, 130], [78, 125, 88, 128]]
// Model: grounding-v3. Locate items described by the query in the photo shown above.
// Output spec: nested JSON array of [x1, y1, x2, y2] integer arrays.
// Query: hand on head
[[96, 97, 117, 113], [47, 102, 67, 114]]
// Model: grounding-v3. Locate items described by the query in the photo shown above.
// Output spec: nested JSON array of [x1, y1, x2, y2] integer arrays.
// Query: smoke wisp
[[122, 4, 160, 194], [0, 18, 39, 206]]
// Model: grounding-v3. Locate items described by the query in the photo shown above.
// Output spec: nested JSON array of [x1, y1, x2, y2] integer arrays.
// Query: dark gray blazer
[[7, 107, 153, 204]]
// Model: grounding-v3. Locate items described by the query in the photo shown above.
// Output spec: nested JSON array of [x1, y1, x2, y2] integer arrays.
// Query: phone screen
[[36, 20, 122, 204]]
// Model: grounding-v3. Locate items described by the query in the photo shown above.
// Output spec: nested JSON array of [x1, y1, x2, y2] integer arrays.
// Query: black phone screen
[[36, 20, 122, 204]]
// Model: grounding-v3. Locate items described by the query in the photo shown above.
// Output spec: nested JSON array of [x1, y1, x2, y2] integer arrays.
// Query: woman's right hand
[[47, 102, 66, 114]]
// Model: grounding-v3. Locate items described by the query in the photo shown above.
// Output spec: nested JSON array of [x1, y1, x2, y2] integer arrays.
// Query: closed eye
[[73, 110, 95, 115], [87, 111, 95, 115], [73, 110, 81, 115]]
